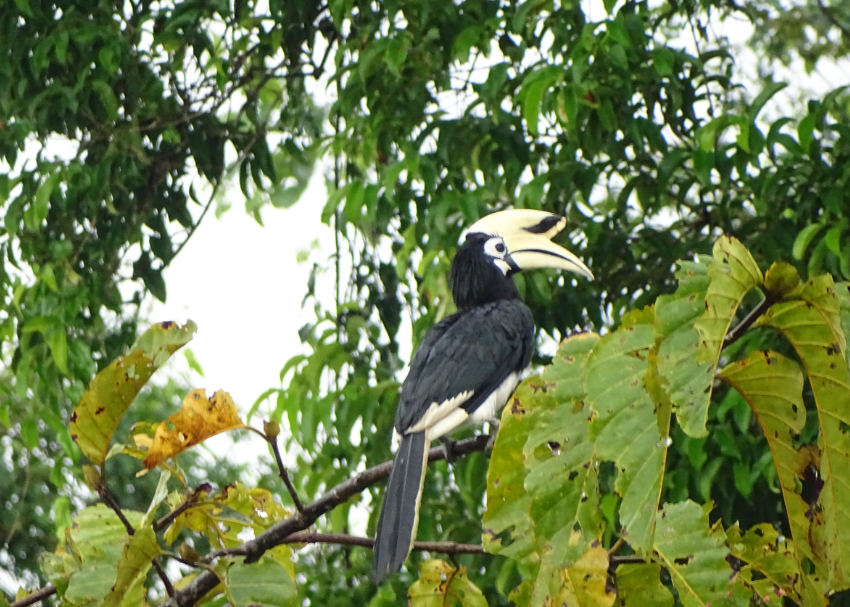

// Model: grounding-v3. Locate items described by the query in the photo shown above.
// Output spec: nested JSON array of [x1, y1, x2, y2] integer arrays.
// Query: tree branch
[[163, 434, 491, 607], [722, 291, 780, 350], [9, 585, 56, 607]]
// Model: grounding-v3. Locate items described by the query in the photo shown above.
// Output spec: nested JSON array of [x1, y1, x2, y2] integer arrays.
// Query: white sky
[[146, 172, 333, 416]]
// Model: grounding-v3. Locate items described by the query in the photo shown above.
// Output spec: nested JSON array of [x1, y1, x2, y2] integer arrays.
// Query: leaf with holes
[[725, 522, 827, 606], [586, 308, 666, 554], [407, 560, 488, 607], [70, 321, 196, 465], [524, 338, 603, 567], [144, 389, 246, 469], [484, 333, 599, 561], [653, 501, 733, 607], [718, 349, 822, 584], [757, 275, 850, 586], [654, 259, 714, 437]]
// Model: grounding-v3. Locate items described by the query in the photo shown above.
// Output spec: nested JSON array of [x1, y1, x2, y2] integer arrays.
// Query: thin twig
[[153, 483, 212, 533], [278, 531, 485, 555], [610, 555, 649, 565], [608, 537, 625, 556], [268, 436, 304, 512], [152, 558, 176, 597], [9, 585, 56, 607], [722, 291, 780, 350], [98, 486, 136, 536], [165, 434, 491, 606]]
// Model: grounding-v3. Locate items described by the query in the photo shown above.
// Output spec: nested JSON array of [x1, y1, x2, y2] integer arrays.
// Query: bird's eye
[[495, 242, 505, 253]]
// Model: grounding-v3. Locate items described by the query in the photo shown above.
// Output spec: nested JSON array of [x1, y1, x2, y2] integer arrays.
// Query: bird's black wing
[[394, 298, 534, 433]]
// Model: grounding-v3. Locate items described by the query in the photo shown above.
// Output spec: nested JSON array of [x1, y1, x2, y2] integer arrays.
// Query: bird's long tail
[[373, 430, 429, 584]]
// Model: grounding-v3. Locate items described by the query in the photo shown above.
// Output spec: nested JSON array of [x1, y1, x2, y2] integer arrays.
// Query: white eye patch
[[483, 237, 507, 258]]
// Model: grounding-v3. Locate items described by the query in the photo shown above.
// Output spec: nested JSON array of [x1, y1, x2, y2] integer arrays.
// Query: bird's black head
[[450, 232, 521, 311]]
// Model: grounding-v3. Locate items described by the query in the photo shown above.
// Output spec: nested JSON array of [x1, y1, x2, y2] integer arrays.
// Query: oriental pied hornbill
[[372, 210, 593, 583]]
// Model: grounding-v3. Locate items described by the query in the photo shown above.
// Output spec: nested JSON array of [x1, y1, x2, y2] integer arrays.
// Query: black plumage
[[373, 233, 534, 583], [371, 211, 592, 584]]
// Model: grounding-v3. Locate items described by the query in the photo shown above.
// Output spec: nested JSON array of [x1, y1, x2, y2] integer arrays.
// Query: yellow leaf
[[144, 389, 245, 469], [408, 560, 488, 607]]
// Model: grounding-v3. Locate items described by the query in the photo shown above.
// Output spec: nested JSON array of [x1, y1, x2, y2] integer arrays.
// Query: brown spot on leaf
[[510, 398, 525, 415], [70, 412, 77, 423], [160, 321, 175, 329], [826, 343, 841, 356], [95, 407, 105, 415], [674, 555, 694, 565]]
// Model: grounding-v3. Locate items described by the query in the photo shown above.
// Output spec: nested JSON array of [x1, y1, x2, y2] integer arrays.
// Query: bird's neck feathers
[[450, 242, 520, 312]]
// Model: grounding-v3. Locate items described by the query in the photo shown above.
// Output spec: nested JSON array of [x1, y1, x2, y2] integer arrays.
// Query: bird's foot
[[440, 437, 458, 465]]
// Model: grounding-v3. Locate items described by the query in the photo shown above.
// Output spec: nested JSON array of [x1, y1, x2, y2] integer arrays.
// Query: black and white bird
[[372, 209, 593, 583]]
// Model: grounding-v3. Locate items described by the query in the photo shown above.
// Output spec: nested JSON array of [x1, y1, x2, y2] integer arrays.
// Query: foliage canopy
[[1, 0, 850, 605]]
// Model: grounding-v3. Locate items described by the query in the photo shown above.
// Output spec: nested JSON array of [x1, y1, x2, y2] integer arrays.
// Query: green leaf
[[793, 223, 827, 260], [798, 113, 816, 154], [653, 501, 733, 607], [718, 350, 820, 585], [408, 560, 488, 607], [101, 528, 161, 607], [49, 328, 68, 374], [70, 321, 196, 465], [523, 78, 550, 136], [748, 82, 787, 123], [21, 417, 39, 450], [757, 276, 850, 585], [225, 547, 297, 607], [184, 347, 204, 376], [615, 563, 674, 607], [655, 259, 714, 438], [586, 310, 666, 553], [64, 506, 144, 606], [92, 81, 119, 120], [695, 236, 763, 363], [484, 333, 599, 562]]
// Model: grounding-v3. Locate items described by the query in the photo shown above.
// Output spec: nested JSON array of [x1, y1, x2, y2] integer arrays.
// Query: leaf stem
[[722, 291, 780, 350]]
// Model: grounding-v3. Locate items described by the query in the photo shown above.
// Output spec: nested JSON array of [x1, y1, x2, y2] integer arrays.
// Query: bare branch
[[281, 531, 486, 555], [163, 434, 491, 607]]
